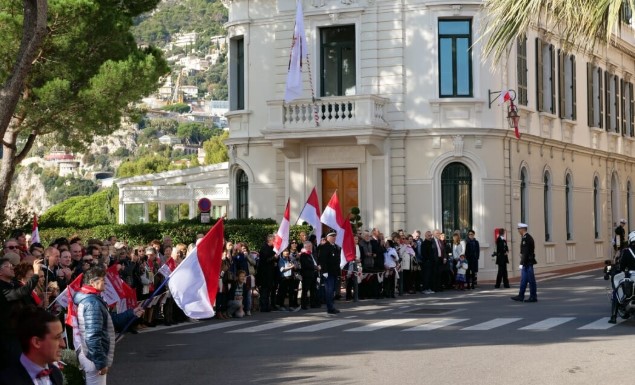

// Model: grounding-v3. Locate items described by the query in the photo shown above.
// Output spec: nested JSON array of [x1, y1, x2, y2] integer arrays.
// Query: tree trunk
[[0, 129, 37, 224], [0, 0, 48, 143]]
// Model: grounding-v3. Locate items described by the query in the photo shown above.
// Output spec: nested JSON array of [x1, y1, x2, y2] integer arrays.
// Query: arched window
[[544, 171, 552, 241], [594, 177, 600, 239], [565, 173, 573, 240], [441, 162, 472, 237], [611, 173, 619, 228], [628, 181, 632, 229], [520, 167, 528, 224], [236, 169, 249, 219]]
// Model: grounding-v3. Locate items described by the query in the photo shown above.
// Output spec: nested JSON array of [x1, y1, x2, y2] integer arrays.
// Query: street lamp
[[507, 101, 519, 130], [488, 89, 520, 138]]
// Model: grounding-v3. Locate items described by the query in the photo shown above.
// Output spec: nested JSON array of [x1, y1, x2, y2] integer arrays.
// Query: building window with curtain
[[236, 169, 248, 219], [558, 51, 576, 120], [620, 79, 634, 136], [587, 64, 604, 128], [438, 19, 472, 97], [441, 162, 472, 237], [628, 181, 632, 228], [320, 25, 356, 97], [536, 39, 555, 113], [605, 71, 620, 133], [517, 37, 528, 106]]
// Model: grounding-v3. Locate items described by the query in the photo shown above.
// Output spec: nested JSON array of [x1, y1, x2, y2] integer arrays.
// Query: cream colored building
[[222, 0, 635, 278]]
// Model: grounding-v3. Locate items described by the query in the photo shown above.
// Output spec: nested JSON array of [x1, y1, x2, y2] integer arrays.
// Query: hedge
[[38, 220, 312, 250]]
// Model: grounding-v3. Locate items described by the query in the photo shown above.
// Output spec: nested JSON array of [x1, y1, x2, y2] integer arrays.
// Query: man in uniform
[[511, 223, 537, 302], [609, 230, 635, 323], [318, 232, 341, 314], [614, 219, 627, 255]]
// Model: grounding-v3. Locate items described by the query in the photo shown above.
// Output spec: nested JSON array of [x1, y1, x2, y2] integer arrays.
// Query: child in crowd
[[228, 270, 250, 317], [455, 254, 468, 290]]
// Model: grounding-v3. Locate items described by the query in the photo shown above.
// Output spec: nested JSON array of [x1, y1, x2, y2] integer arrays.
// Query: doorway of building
[[321, 168, 358, 232]]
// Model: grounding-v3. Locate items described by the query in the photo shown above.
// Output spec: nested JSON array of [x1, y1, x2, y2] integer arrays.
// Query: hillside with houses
[[7, 0, 230, 225]]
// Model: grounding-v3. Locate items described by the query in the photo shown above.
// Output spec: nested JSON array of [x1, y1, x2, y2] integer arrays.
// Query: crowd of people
[[0, 226, 488, 383]]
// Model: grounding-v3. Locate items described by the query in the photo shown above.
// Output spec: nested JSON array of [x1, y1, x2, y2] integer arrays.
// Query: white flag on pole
[[284, 0, 308, 102]]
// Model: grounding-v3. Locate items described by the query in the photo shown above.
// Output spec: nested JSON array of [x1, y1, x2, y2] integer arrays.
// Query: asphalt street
[[109, 270, 635, 385]]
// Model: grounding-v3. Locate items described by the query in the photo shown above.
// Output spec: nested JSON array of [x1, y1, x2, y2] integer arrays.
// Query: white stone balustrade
[[267, 95, 389, 130]]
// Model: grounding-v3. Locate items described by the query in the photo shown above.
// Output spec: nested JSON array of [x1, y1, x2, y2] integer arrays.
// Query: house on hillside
[[222, 0, 635, 279]]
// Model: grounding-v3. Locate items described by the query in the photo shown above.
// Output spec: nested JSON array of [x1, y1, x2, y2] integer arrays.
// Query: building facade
[[222, 0, 635, 278]]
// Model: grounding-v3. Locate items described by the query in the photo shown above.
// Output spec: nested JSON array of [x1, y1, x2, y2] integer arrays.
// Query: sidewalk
[[479, 260, 605, 285]]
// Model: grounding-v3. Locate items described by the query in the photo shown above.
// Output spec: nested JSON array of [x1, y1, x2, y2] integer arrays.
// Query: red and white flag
[[168, 220, 224, 319], [274, 199, 291, 255], [284, 0, 308, 102], [31, 214, 40, 244], [298, 187, 322, 242], [320, 191, 356, 262], [502, 90, 512, 103]]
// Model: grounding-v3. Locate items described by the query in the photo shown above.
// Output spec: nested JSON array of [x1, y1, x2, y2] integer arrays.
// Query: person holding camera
[[0, 257, 44, 369]]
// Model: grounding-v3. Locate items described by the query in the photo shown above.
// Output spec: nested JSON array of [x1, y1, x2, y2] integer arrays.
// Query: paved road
[[110, 271, 635, 385]]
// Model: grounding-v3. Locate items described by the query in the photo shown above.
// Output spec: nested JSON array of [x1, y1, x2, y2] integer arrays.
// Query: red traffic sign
[[198, 198, 212, 212]]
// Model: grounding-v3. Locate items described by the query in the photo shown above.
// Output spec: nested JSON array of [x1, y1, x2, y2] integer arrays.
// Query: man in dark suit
[[299, 241, 320, 309], [0, 305, 65, 385]]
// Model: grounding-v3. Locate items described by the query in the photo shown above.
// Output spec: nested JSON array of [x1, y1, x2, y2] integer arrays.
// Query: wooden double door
[[321, 168, 358, 222]]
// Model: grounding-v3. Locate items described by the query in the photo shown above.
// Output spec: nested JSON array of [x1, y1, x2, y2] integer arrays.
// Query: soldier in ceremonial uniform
[[318, 232, 341, 314], [511, 223, 537, 302]]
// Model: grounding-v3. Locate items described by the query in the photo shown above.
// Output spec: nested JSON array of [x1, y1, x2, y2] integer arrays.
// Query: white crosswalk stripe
[[564, 274, 594, 280], [227, 318, 311, 333], [577, 317, 623, 330], [518, 317, 575, 330], [403, 318, 469, 331], [460, 318, 522, 331], [285, 319, 358, 333], [345, 318, 417, 332], [169, 320, 255, 334], [161, 316, 630, 335]]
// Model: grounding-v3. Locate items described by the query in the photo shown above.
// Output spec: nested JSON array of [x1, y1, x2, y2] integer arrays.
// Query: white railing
[[267, 95, 389, 130], [121, 185, 229, 203]]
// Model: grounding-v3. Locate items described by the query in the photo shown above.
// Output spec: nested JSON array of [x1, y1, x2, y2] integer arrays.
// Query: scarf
[[79, 285, 101, 295]]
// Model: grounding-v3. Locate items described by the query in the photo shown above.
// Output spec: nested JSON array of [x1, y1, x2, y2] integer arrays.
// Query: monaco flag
[[298, 187, 322, 242], [168, 219, 224, 319], [31, 214, 40, 244], [274, 198, 291, 255], [284, 0, 308, 102], [320, 191, 356, 262]]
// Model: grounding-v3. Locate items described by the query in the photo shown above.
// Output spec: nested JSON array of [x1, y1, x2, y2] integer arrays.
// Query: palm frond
[[481, 0, 634, 64]]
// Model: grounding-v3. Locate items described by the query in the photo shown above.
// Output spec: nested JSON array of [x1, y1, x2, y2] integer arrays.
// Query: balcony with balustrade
[[264, 94, 391, 157]]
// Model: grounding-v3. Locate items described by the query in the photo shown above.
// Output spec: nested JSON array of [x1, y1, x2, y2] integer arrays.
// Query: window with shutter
[[517, 37, 528, 106], [536, 39, 543, 111]]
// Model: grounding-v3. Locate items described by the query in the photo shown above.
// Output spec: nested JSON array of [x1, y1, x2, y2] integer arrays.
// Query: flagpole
[[115, 275, 172, 342], [306, 53, 320, 127]]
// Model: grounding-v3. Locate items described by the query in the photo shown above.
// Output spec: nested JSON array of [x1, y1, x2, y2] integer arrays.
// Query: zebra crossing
[[159, 315, 626, 335]]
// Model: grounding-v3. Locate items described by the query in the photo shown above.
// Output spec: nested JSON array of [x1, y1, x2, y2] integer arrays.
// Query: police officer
[[511, 223, 537, 302], [318, 232, 341, 314], [609, 230, 635, 323]]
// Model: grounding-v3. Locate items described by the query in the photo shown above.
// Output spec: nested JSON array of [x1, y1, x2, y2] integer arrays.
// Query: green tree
[[161, 103, 191, 114], [483, 0, 633, 63], [41, 189, 115, 227], [176, 122, 218, 144], [0, 0, 169, 223], [203, 130, 228, 164], [116, 153, 172, 177]]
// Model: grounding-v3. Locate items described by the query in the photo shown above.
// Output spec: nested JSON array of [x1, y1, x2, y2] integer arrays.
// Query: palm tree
[[482, 0, 635, 64]]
